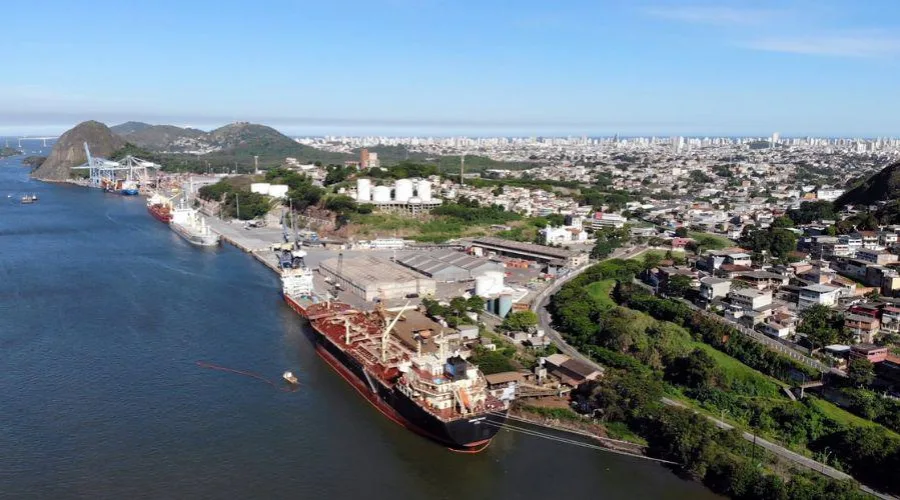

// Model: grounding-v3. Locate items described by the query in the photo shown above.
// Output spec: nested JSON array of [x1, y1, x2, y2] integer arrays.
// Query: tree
[[466, 295, 485, 312], [666, 275, 693, 297], [771, 215, 794, 228], [666, 349, 719, 389], [501, 310, 538, 332], [797, 304, 847, 350], [642, 252, 662, 270], [848, 358, 876, 387], [675, 227, 689, 238]]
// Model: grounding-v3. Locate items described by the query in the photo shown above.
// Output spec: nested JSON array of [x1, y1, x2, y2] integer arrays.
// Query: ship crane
[[381, 301, 412, 362]]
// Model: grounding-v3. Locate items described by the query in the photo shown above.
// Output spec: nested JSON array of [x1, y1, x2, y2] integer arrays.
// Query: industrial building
[[469, 237, 588, 269], [395, 250, 502, 282], [319, 256, 436, 301], [355, 178, 442, 214]]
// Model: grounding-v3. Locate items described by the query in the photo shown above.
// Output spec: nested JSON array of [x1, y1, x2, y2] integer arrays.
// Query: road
[[532, 249, 895, 499]]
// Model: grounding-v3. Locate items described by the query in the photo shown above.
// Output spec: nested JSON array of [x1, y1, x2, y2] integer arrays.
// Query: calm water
[[0, 155, 717, 499]]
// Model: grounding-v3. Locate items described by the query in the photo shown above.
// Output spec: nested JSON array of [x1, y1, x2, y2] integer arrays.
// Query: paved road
[[532, 250, 894, 499]]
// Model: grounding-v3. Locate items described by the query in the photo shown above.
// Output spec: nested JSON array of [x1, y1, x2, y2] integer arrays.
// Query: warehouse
[[395, 249, 502, 282], [469, 237, 588, 268], [319, 256, 436, 301]]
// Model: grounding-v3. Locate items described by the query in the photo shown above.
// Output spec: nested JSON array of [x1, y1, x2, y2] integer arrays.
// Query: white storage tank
[[357, 178, 372, 202], [394, 179, 414, 203], [485, 270, 505, 293], [268, 184, 289, 199], [416, 179, 432, 201], [475, 275, 493, 297], [250, 183, 271, 195], [372, 185, 391, 203]]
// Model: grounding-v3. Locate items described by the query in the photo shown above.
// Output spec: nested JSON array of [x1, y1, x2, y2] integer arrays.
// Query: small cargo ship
[[281, 263, 509, 451], [21, 193, 37, 204], [170, 202, 220, 247], [146, 194, 173, 223], [120, 180, 139, 196]]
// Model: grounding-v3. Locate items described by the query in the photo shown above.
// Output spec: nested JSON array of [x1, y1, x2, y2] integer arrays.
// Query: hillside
[[201, 122, 351, 165], [32, 121, 125, 180], [0, 147, 23, 158], [110, 121, 153, 136], [836, 161, 900, 207], [122, 124, 207, 153]]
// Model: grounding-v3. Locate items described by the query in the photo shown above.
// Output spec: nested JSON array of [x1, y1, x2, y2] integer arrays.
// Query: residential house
[[850, 344, 888, 363], [798, 284, 841, 310], [700, 277, 731, 301]]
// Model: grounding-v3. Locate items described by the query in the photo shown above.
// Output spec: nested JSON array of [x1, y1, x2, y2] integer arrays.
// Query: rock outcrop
[[32, 121, 125, 181]]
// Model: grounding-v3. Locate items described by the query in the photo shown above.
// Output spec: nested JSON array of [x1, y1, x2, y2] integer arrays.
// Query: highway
[[531, 248, 895, 499]]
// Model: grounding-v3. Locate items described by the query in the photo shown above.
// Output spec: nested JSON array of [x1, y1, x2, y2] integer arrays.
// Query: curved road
[[531, 248, 895, 500]]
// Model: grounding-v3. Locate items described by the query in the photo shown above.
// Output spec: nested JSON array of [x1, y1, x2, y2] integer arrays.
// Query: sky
[[3, 0, 900, 137]]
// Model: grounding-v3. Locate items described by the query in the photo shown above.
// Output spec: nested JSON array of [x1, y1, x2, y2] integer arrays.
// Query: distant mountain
[[122, 124, 207, 153], [32, 121, 125, 181], [110, 121, 153, 136], [835, 161, 900, 207]]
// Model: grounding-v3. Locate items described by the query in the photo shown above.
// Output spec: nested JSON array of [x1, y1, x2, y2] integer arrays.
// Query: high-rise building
[[360, 149, 370, 169], [771, 132, 780, 149]]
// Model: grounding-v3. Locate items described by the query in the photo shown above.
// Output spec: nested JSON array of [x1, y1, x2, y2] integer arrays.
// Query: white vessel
[[170, 202, 220, 246]]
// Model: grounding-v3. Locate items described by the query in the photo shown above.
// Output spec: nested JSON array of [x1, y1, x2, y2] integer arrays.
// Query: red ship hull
[[282, 294, 506, 451], [147, 204, 172, 223]]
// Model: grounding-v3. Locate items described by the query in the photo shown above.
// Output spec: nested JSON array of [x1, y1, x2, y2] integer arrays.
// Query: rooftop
[[802, 283, 840, 293], [320, 256, 426, 286], [471, 237, 578, 259]]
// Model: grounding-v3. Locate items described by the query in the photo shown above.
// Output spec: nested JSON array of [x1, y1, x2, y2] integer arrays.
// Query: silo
[[498, 295, 514, 318], [416, 179, 432, 201], [485, 270, 505, 293], [475, 275, 493, 297], [357, 178, 372, 202], [394, 179, 414, 203], [372, 186, 391, 203]]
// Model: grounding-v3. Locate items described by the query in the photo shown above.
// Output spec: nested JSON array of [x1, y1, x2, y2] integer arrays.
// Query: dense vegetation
[[197, 179, 274, 220], [548, 258, 900, 496]]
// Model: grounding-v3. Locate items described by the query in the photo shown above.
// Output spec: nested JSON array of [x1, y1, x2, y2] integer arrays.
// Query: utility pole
[[254, 155, 259, 173], [235, 193, 240, 220]]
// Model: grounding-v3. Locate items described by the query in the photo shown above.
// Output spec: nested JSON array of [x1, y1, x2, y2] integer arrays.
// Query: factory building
[[469, 237, 589, 269], [395, 250, 502, 282], [319, 256, 436, 301]]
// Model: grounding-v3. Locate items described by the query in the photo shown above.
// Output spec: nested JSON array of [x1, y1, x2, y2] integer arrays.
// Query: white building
[[591, 212, 628, 230], [816, 188, 845, 202], [798, 284, 841, 310], [369, 238, 406, 250], [728, 289, 772, 311], [540, 226, 588, 244]]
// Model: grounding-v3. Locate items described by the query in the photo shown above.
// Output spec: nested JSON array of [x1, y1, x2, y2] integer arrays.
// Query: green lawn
[[689, 231, 735, 250], [808, 397, 900, 437], [585, 279, 618, 309], [688, 341, 784, 398]]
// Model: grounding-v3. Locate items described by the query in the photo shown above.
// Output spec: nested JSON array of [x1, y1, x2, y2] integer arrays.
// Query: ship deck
[[310, 308, 506, 422]]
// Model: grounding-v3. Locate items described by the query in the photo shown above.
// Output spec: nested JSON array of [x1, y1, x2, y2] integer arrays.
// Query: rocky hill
[[835, 161, 900, 207], [110, 121, 153, 136], [119, 124, 207, 153], [0, 147, 23, 158], [32, 121, 125, 181]]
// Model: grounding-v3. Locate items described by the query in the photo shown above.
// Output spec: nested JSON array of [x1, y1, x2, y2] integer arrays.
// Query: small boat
[[282, 371, 299, 385], [20, 194, 34, 204], [30, 193, 38, 202]]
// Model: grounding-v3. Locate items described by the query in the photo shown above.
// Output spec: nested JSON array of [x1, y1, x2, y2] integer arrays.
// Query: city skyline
[[4, 0, 900, 136]]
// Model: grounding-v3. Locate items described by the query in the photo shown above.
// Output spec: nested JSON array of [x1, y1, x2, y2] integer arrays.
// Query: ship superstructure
[[170, 201, 220, 246]]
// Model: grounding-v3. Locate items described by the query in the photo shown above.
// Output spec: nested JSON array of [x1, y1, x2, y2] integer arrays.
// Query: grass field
[[808, 397, 900, 437], [689, 231, 735, 250], [688, 341, 784, 398], [585, 279, 618, 309]]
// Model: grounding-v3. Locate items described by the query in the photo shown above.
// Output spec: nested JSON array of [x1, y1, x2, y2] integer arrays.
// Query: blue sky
[[3, 0, 900, 136]]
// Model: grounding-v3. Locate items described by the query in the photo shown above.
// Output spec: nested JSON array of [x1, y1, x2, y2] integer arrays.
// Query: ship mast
[[381, 301, 412, 362]]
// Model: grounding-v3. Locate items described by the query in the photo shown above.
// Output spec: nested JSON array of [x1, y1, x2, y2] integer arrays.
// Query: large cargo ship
[[170, 203, 220, 246], [146, 194, 173, 223], [281, 265, 510, 451]]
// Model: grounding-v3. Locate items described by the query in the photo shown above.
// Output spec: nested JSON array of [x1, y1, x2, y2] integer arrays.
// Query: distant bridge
[[15, 136, 59, 147]]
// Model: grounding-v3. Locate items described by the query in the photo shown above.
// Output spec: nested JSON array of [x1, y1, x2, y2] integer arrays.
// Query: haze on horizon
[[4, 0, 900, 137]]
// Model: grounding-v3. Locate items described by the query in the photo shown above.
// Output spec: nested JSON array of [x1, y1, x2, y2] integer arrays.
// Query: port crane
[[71, 142, 161, 189]]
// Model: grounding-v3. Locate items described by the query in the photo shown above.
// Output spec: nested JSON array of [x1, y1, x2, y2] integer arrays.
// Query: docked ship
[[281, 264, 511, 451], [146, 193, 173, 223], [170, 202, 220, 246], [120, 180, 139, 196]]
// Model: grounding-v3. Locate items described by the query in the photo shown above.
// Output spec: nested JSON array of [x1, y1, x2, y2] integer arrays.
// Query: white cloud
[[741, 33, 900, 57], [644, 5, 777, 26]]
